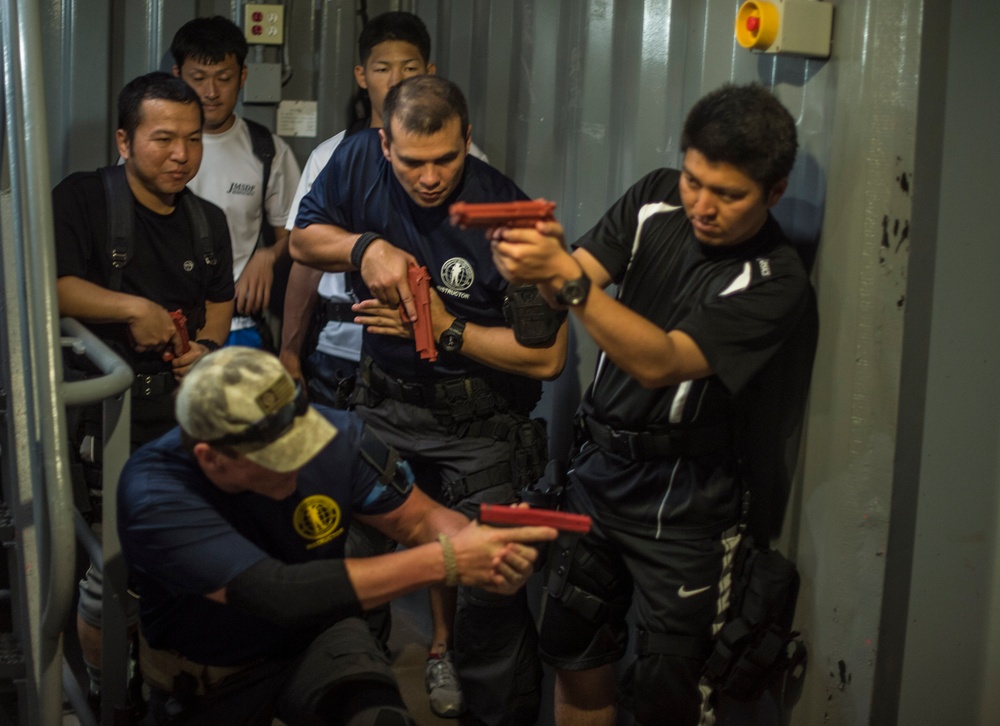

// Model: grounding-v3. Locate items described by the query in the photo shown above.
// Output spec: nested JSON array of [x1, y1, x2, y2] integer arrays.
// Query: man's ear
[[238, 64, 248, 90], [767, 178, 788, 207], [426, 62, 437, 76], [115, 129, 130, 162], [379, 129, 391, 161], [354, 65, 368, 90], [465, 124, 472, 154], [172, 64, 181, 78], [192, 442, 215, 470]]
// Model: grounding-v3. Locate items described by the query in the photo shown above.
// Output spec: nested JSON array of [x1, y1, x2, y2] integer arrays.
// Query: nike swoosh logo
[[678, 584, 712, 598]]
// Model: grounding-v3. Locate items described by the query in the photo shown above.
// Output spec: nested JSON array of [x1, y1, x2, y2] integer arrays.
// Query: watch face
[[562, 280, 586, 305], [440, 319, 466, 352], [559, 275, 591, 306]]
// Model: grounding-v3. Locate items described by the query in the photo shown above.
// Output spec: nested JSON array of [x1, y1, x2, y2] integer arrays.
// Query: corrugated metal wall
[[35, 1, 1000, 724], [418, 0, 830, 251], [42, 0, 832, 250]]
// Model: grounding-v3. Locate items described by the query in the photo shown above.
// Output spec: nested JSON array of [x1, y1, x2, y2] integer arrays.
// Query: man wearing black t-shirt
[[491, 84, 815, 726], [54, 72, 234, 436], [53, 71, 234, 711]]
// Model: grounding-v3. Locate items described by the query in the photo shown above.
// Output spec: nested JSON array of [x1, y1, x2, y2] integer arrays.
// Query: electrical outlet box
[[244, 62, 282, 103], [735, 0, 833, 58], [245, 4, 284, 45]]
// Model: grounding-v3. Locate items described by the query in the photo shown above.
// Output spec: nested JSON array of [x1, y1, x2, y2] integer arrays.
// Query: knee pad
[[282, 618, 402, 723]]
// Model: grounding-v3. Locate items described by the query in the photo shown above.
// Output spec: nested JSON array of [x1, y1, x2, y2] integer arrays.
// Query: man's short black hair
[[359, 11, 431, 66], [170, 15, 249, 69], [382, 76, 469, 145], [681, 83, 798, 193], [118, 72, 203, 145]]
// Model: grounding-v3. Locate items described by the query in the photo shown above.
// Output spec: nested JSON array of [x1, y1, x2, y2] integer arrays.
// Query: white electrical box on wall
[[245, 4, 284, 45], [735, 0, 833, 58]]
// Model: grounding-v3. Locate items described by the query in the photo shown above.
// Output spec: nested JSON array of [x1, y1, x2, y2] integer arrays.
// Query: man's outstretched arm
[[206, 487, 556, 622]]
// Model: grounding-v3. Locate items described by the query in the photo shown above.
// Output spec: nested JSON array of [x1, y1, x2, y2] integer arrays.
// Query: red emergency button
[[735, 2, 779, 51], [252, 11, 263, 22], [252, 25, 263, 36]]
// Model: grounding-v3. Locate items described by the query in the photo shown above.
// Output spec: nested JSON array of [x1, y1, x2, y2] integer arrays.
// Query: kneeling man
[[118, 346, 555, 725]]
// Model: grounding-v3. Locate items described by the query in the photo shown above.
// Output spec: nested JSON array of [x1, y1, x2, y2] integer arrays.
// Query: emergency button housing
[[735, 0, 833, 58]]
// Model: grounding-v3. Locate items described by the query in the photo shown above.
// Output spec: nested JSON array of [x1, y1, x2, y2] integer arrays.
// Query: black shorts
[[538, 511, 741, 726]]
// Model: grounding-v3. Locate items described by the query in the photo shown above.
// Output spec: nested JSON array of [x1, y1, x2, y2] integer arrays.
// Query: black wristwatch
[[196, 338, 221, 352], [439, 318, 468, 353], [554, 271, 591, 307]]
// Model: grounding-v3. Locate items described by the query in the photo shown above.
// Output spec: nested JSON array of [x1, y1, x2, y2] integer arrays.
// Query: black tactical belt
[[319, 299, 357, 323], [131, 371, 177, 399], [362, 357, 506, 419], [582, 415, 731, 460]]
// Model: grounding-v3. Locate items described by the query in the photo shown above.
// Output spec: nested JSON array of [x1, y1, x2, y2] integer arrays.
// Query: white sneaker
[[425, 651, 464, 718]]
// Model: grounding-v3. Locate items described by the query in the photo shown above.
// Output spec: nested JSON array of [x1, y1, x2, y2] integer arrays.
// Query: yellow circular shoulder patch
[[293, 495, 343, 548]]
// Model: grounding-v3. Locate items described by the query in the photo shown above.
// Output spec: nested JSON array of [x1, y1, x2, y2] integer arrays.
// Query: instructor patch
[[440, 257, 474, 291], [294, 495, 344, 549]]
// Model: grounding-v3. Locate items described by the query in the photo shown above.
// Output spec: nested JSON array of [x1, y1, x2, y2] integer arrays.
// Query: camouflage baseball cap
[[176, 347, 337, 473]]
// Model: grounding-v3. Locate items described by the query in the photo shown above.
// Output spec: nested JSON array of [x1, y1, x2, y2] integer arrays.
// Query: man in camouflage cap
[[118, 346, 556, 724]]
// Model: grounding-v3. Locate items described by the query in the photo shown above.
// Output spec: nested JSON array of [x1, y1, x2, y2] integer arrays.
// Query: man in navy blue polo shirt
[[119, 346, 555, 724], [291, 75, 567, 724]]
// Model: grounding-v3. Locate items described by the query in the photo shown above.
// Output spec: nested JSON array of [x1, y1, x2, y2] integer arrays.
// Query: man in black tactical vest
[[53, 71, 234, 714]]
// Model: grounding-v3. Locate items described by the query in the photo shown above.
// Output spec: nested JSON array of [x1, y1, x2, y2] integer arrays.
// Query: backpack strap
[[244, 117, 287, 342], [98, 165, 133, 292], [178, 191, 217, 332], [100, 162, 218, 330], [178, 191, 217, 274], [244, 118, 276, 247]]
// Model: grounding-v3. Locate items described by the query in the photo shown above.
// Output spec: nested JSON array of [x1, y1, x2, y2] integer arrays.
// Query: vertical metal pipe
[[146, 0, 163, 71], [4, 0, 78, 722], [0, 2, 41, 723]]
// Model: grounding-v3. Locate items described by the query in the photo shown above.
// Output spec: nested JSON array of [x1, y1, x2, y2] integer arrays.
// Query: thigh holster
[[544, 533, 625, 626], [444, 416, 549, 505]]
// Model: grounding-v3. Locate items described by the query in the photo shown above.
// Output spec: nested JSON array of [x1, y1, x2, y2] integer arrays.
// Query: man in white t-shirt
[[172, 15, 300, 348]]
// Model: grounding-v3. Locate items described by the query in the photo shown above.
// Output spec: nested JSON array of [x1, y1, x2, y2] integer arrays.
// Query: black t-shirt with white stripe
[[570, 168, 812, 538]]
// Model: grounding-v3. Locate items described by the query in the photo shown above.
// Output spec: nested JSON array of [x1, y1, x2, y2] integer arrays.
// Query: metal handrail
[[60, 318, 133, 725], [60, 321, 135, 406]]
